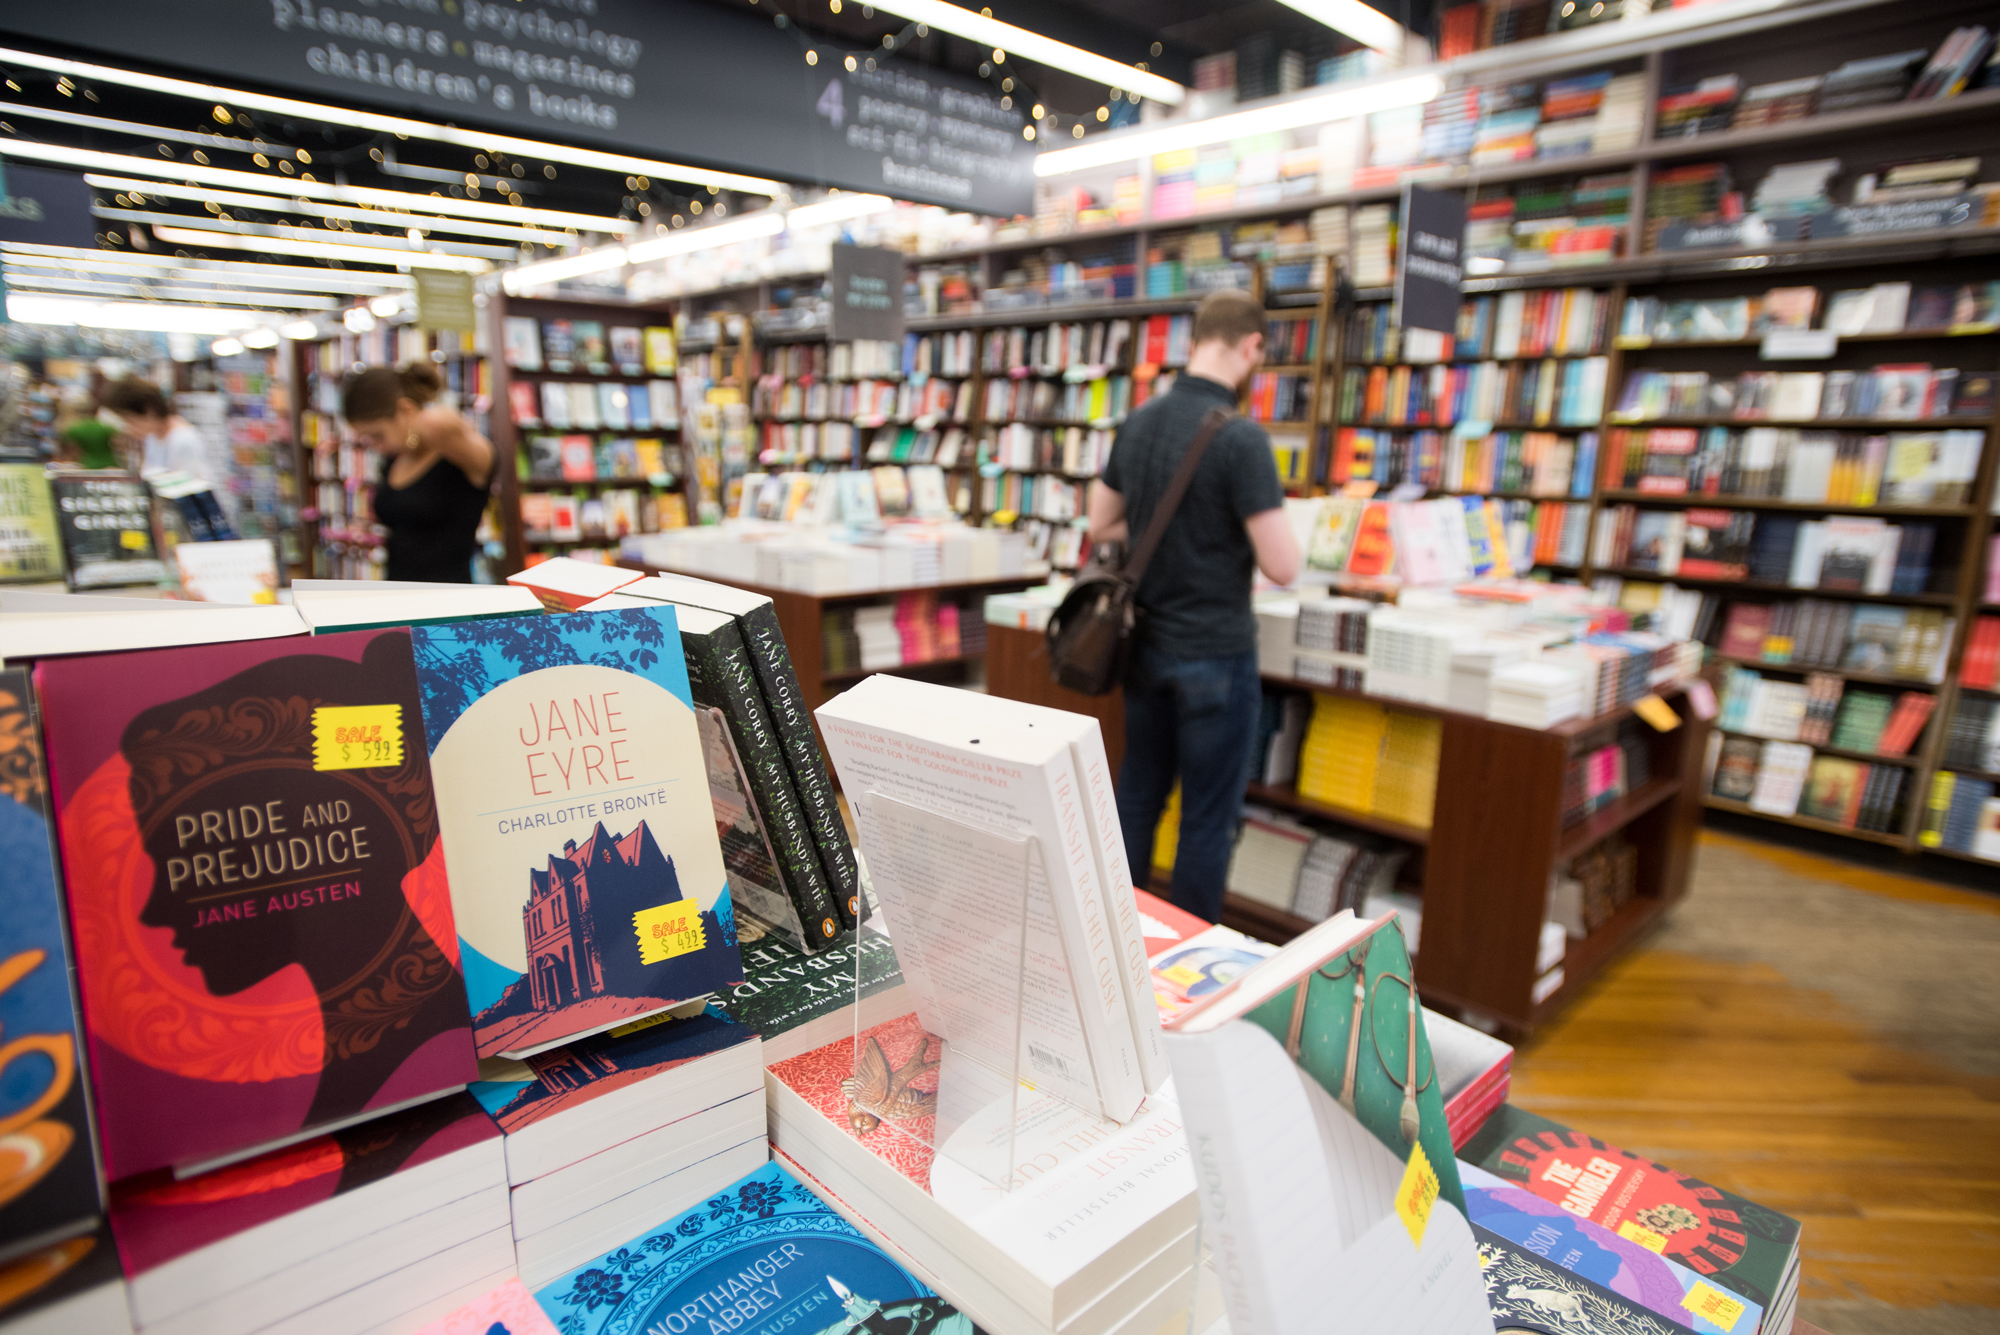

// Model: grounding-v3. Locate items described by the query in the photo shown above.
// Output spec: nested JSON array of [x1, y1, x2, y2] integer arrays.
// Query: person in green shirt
[[53, 395, 123, 469]]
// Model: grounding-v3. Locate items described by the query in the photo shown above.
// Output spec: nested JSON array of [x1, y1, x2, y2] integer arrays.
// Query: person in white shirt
[[104, 376, 209, 479]]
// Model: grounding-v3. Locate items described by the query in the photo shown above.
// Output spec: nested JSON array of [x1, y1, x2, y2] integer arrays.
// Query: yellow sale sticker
[[634, 900, 705, 965], [311, 705, 405, 771], [119, 529, 149, 550], [1159, 964, 1205, 990], [1618, 1219, 1669, 1253], [1681, 1281, 1746, 1332], [1632, 693, 1682, 732], [1395, 1140, 1441, 1248]]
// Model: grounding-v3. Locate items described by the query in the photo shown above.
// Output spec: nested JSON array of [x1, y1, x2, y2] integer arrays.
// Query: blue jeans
[[1117, 645, 1262, 924]]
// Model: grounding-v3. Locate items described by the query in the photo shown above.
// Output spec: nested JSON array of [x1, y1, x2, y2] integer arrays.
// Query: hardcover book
[[0, 669, 101, 1264], [37, 631, 478, 1180], [1460, 1103, 1803, 1320], [529, 1160, 968, 1335], [409, 607, 742, 1060], [50, 474, 168, 591], [1476, 1224, 1692, 1335]]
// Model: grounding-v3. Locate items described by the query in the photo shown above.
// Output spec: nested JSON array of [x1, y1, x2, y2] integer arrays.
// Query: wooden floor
[[1509, 831, 2000, 1332]]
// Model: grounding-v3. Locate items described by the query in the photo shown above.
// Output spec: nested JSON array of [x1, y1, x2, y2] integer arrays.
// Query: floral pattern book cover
[[35, 630, 478, 1180], [410, 607, 742, 1060], [530, 1159, 967, 1335]]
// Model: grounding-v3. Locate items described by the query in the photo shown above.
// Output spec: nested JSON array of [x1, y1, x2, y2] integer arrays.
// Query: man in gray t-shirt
[[1089, 290, 1301, 921]]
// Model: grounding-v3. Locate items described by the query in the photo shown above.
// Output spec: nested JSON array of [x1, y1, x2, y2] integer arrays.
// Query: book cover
[[643, 327, 678, 376], [714, 926, 902, 1050], [50, 475, 168, 591], [0, 670, 101, 1264], [503, 318, 544, 372], [412, 1277, 558, 1335], [37, 631, 478, 1180], [608, 327, 644, 377], [107, 1091, 497, 1278], [1799, 756, 1866, 825], [1461, 1104, 1802, 1314], [410, 608, 742, 1060], [0, 1222, 128, 1332], [0, 463, 65, 584], [541, 321, 577, 373], [1717, 605, 1771, 661], [469, 1007, 752, 1136], [694, 706, 800, 948], [529, 1159, 967, 1335], [572, 321, 610, 374], [1475, 1224, 1693, 1335]]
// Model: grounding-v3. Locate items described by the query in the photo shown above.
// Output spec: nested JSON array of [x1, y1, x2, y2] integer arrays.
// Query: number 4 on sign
[[816, 79, 844, 129]]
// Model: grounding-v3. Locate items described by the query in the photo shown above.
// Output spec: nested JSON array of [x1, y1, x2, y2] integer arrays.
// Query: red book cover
[[1875, 692, 1936, 756], [1132, 888, 1209, 957], [508, 381, 540, 427], [1718, 604, 1772, 660], [108, 1093, 497, 1278], [559, 435, 597, 481], [37, 630, 477, 1180]]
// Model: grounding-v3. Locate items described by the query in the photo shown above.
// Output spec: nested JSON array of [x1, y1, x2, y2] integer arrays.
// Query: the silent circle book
[[410, 607, 742, 1061], [530, 1159, 969, 1335], [36, 630, 479, 1181]]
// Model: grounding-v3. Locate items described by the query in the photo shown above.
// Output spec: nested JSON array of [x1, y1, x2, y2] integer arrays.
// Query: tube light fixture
[[369, 294, 404, 318], [239, 327, 281, 349], [1273, 0, 1407, 54], [1033, 71, 1444, 175], [209, 338, 245, 357], [785, 193, 895, 230], [0, 244, 412, 294], [860, 0, 1184, 103], [500, 246, 628, 294], [95, 209, 520, 261], [4, 274, 344, 308], [626, 211, 788, 262], [0, 99, 307, 159], [149, 225, 493, 272], [0, 45, 788, 198], [83, 176, 571, 246], [5, 293, 265, 333], [0, 139, 635, 234], [281, 319, 321, 340]]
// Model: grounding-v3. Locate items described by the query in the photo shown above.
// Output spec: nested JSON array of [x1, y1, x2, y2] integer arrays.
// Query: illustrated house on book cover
[[35, 630, 479, 1181], [410, 607, 741, 1061]]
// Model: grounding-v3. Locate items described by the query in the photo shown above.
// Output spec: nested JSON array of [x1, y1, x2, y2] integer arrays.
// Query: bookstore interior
[[0, 0, 1996, 1331]]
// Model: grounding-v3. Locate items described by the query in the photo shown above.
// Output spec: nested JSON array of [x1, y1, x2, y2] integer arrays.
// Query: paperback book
[[410, 607, 742, 1060], [37, 630, 478, 1180]]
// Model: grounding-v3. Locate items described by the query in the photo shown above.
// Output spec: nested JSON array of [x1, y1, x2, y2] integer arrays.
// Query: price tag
[[634, 899, 706, 965], [1617, 1219, 1670, 1253], [1684, 678, 1718, 721], [119, 529, 149, 550], [311, 705, 405, 771], [1759, 328, 1837, 360], [1632, 694, 1682, 732], [1681, 1280, 1747, 1332], [1158, 964, 1205, 990], [1394, 1140, 1441, 1248]]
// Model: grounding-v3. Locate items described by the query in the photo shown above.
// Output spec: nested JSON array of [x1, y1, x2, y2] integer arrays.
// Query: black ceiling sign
[[0, 165, 96, 248], [0, 1, 1036, 216]]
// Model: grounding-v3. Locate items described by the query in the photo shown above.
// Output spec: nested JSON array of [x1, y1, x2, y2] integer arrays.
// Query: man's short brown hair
[[104, 376, 170, 420], [1191, 289, 1266, 347]]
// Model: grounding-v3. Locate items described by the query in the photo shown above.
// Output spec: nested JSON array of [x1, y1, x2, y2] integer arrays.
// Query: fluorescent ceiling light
[[97, 209, 517, 261], [240, 327, 280, 349], [368, 294, 404, 318], [282, 320, 320, 340], [786, 194, 895, 230], [1034, 71, 1444, 174], [1, 244, 411, 293], [4, 274, 343, 308], [627, 212, 787, 262], [863, 0, 1184, 104], [343, 307, 377, 333], [0, 99, 302, 157], [150, 225, 492, 272], [501, 246, 627, 294], [5, 293, 264, 333], [84, 176, 569, 246], [0, 139, 632, 234], [1273, 0, 1406, 54], [209, 338, 244, 356], [0, 45, 787, 198]]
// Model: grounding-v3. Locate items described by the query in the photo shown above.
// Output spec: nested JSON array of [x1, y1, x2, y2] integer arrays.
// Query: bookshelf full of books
[[490, 292, 688, 573]]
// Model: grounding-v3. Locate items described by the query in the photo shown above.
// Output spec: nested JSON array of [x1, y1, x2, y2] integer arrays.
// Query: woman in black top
[[341, 363, 494, 583]]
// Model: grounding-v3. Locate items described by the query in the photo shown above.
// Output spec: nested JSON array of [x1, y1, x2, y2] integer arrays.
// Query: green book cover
[[677, 607, 842, 945], [1460, 1103, 1802, 1313], [714, 926, 902, 1043]]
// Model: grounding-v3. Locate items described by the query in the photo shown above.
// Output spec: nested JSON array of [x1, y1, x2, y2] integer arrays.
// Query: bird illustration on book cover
[[769, 1015, 941, 1187], [35, 631, 478, 1181], [410, 607, 741, 1060]]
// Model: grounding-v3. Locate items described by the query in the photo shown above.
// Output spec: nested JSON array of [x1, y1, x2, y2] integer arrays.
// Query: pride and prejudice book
[[36, 631, 478, 1181], [0, 669, 102, 1264], [528, 1159, 969, 1335], [409, 607, 742, 1061]]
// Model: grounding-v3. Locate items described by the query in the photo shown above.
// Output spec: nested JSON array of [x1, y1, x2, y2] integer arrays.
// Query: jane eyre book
[[36, 630, 478, 1180], [0, 669, 102, 1264], [410, 607, 742, 1061]]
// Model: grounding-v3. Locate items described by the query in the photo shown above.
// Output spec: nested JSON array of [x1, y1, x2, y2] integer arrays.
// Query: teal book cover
[[530, 1160, 970, 1335], [411, 608, 742, 1061], [1238, 915, 1466, 1214]]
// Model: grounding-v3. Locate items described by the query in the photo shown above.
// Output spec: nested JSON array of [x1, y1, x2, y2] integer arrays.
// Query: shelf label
[[1760, 328, 1837, 360], [1632, 694, 1682, 732]]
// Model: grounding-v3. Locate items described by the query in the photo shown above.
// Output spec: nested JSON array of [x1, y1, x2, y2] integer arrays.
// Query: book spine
[[734, 603, 862, 930], [1070, 732, 1170, 1094], [683, 623, 843, 944]]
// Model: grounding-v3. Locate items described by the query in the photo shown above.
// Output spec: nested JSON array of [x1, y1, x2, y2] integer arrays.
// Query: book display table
[[983, 622, 1710, 1034]]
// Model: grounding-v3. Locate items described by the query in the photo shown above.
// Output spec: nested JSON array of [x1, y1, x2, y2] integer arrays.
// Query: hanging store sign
[[413, 269, 476, 333], [0, 165, 95, 249], [1395, 184, 1467, 337], [827, 244, 905, 344], [0, 3, 1036, 216]]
